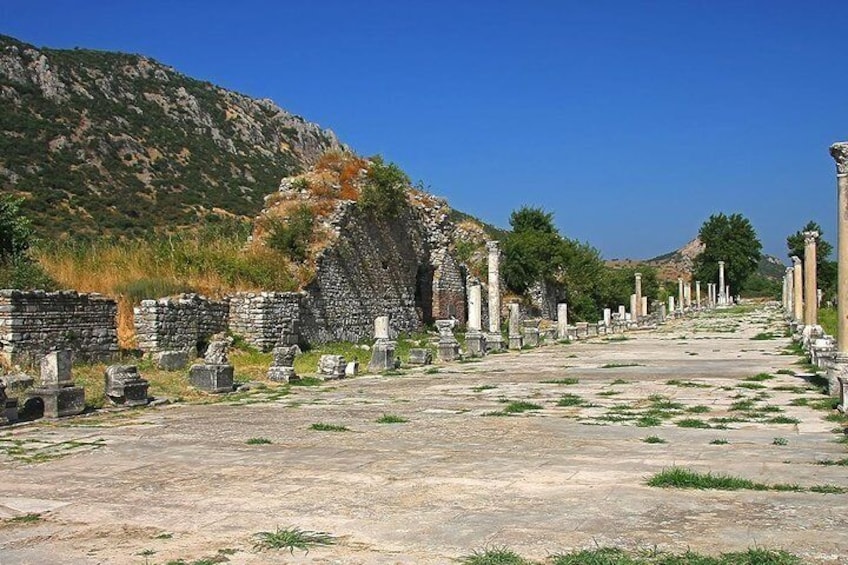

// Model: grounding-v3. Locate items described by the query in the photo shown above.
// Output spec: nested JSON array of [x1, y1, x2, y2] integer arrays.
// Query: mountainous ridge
[[0, 34, 344, 238]]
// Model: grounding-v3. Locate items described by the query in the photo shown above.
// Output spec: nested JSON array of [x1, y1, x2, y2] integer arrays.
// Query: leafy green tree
[[786, 221, 836, 302], [693, 213, 762, 293], [265, 204, 315, 263], [0, 195, 35, 260], [502, 207, 566, 294], [360, 156, 409, 217]]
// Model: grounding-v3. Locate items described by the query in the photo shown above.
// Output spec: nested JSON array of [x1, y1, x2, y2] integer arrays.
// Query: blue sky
[[3, 1, 847, 260]]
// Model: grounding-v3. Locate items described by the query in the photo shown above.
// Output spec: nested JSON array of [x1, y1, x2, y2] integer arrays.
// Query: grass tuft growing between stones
[[375, 414, 407, 424], [745, 373, 775, 382], [647, 468, 767, 491], [245, 437, 272, 445], [600, 363, 642, 369], [550, 547, 802, 565], [666, 379, 711, 388], [459, 546, 528, 565], [676, 418, 712, 429], [540, 377, 579, 385], [309, 423, 350, 432], [750, 332, 777, 340], [503, 401, 543, 414], [252, 526, 334, 554], [557, 394, 587, 407], [3, 513, 42, 525], [642, 436, 666, 444], [816, 457, 848, 466], [472, 384, 498, 392]]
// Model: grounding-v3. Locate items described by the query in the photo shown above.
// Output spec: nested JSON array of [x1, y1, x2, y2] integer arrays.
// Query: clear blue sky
[[3, 1, 847, 261]]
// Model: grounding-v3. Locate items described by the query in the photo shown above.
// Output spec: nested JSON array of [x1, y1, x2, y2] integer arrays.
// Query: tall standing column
[[803, 231, 819, 329], [465, 283, 485, 356], [557, 303, 568, 340], [781, 272, 788, 311], [634, 273, 642, 322], [695, 281, 701, 308], [828, 143, 848, 398], [785, 267, 794, 318], [718, 261, 725, 306], [677, 278, 684, 312], [792, 256, 803, 323], [486, 241, 504, 350]]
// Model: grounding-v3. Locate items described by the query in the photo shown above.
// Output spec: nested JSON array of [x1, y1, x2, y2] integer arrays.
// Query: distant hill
[[0, 34, 344, 238], [608, 237, 785, 281]]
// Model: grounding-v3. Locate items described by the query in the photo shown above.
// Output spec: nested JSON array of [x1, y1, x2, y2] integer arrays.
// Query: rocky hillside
[[641, 237, 784, 281], [0, 34, 343, 238]]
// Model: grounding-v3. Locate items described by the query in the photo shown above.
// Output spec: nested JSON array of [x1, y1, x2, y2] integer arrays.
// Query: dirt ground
[[0, 306, 845, 564]]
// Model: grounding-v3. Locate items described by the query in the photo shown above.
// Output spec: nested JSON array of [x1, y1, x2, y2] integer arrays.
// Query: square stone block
[[267, 366, 295, 383], [154, 350, 190, 371], [407, 348, 432, 366], [40, 350, 72, 387], [29, 386, 86, 418], [189, 364, 234, 393]]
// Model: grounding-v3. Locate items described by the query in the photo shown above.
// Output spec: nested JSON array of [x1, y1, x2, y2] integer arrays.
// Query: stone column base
[[508, 335, 523, 350], [27, 386, 86, 418], [368, 339, 397, 372], [267, 366, 295, 383], [826, 356, 848, 398], [838, 376, 848, 414], [465, 331, 486, 357], [486, 333, 505, 352], [189, 364, 234, 393], [437, 340, 461, 362]]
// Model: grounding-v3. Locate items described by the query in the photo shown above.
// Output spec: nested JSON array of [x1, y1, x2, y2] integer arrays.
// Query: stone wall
[[300, 203, 433, 343], [432, 249, 467, 321], [134, 294, 228, 354], [228, 292, 302, 351], [0, 290, 118, 368]]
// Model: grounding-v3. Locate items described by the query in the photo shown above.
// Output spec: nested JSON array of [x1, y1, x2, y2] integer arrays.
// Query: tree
[[502, 206, 566, 293], [360, 156, 409, 217], [0, 195, 35, 260], [786, 221, 836, 302], [692, 213, 762, 293]]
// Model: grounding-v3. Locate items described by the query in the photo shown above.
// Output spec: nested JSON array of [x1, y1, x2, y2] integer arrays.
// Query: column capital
[[635, 272, 642, 279], [718, 260, 724, 267], [486, 240, 500, 253], [830, 142, 848, 176], [791, 255, 801, 266], [785, 267, 793, 275], [802, 230, 820, 244]]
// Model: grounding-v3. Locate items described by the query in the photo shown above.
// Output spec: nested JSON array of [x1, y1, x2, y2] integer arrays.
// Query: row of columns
[[781, 231, 819, 330]]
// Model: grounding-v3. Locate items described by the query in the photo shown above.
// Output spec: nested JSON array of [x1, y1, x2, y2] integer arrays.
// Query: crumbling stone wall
[[0, 290, 118, 368], [228, 292, 302, 351], [431, 249, 467, 321], [133, 294, 228, 354]]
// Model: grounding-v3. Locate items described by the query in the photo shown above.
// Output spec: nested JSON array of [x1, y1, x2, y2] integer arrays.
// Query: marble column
[[695, 281, 701, 308], [803, 231, 819, 328], [677, 278, 684, 312], [486, 241, 504, 350], [828, 142, 848, 397], [466, 283, 485, 356], [508, 302, 523, 350], [785, 267, 794, 317], [634, 273, 642, 321], [557, 303, 568, 340], [641, 296, 648, 318], [630, 294, 637, 322], [718, 261, 725, 305], [668, 296, 675, 315], [792, 255, 803, 323]]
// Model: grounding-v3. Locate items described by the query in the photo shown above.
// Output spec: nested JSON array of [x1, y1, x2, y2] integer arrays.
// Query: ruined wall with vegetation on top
[[0, 290, 119, 368]]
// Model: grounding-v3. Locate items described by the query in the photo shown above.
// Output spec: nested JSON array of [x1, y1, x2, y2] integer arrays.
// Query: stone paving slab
[[0, 307, 845, 564]]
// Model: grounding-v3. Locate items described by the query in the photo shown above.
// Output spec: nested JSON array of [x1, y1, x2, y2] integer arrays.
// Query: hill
[[0, 34, 343, 238]]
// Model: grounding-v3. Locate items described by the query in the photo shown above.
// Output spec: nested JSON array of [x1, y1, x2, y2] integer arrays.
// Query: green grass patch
[[245, 437, 272, 445], [503, 401, 543, 414], [772, 437, 788, 446], [737, 382, 766, 390], [775, 369, 796, 376], [745, 373, 775, 382], [685, 405, 711, 414], [597, 390, 622, 397], [4, 513, 42, 524], [540, 377, 579, 385], [775, 386, 807, 394], [676, 418, 711, 429], [556, 394, 587, 407], [252, 526, 334, 553], [290, 377, 324, 387], [816, 457, 848, 466], [635, 415, 662, 427], [730, 399, 756, 411], [376, 414, 407, 424], [459, 547, 528, 565], [809, 484, 847, 494], [750, 332, 777, 340], [550, 547, 802, 565], [472, 384, 498, 392], [610, 379, 631, 385], [642, 436, 666, 444], [666, 379, 711, 388], [710, 439, 729, 445], [309, 423, 350, 432], [600, 363, 642, 369], [767, 416, 800, 424]]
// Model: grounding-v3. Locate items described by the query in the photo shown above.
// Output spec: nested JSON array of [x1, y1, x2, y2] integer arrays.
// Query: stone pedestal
[[0, 384, 7, 425], [268, 344, 300, 382], [154, 350, 190, 371], [4, 397, 17, 423], [522, 319, 540, 348], [189, 364, 234, 393], [104, 365, 149, 406], [368, 339, 397, 372], [508, 303, 523, 350], [603, 308, 612, 327], [837, 377, 848, 414], [557, 303, 568, 339], [407, 348, 433, 365], [465, 331, 486, 357], [318, 355, 346, 379], [268, 366, 296, 383], [436, 320, 461, 362], [827, 355, 848, 397], [27, 386, 86, 419], [345, 361, 359, 377]]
